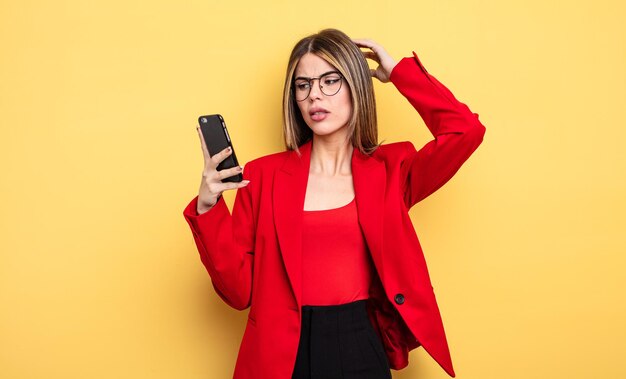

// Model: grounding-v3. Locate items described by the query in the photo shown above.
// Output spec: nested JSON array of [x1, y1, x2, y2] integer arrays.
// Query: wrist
[[197, 196, 220, 215], [197, 204, 213, 215]]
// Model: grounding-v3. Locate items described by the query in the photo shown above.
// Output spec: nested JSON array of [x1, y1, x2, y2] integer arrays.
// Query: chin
[[302, 110, 351, 135], [308, 122, 347, 137]]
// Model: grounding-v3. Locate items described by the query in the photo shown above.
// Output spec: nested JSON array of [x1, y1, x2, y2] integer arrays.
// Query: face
[[294, 53, 352, 138]]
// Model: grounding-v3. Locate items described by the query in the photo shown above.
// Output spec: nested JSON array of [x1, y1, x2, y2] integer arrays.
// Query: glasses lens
[[293, 72, 343, 101], [320, 73, 342, 96], [294, 80, 311, 101]]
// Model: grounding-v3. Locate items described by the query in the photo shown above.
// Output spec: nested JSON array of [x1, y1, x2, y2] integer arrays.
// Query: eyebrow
[[294, 70, 340, 81]]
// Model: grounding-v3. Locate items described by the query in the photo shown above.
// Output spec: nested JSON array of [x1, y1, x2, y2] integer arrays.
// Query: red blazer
[[183, 51, 485, 379]]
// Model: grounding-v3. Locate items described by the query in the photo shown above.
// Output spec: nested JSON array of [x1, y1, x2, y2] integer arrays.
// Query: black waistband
[[301, 298, 368, 314]]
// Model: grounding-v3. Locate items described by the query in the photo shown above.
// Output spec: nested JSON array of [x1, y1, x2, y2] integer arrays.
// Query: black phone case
[[198, 114, 243, 183]]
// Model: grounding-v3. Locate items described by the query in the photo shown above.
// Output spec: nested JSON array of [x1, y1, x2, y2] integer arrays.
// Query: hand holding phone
[[196, 114, 250, 214], [198, 114, 243, 183]]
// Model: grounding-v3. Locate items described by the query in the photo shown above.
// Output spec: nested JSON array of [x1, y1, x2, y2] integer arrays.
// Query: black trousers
[[291, 299, 392, 379]]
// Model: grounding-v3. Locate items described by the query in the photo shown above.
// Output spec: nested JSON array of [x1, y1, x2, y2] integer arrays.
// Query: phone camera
[[200, 117, 207, 123]]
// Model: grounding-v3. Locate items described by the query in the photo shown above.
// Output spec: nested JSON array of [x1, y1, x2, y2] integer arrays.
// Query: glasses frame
[[293, 70, 344, 102]]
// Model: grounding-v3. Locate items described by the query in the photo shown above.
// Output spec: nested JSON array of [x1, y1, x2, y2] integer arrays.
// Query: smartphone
[[198, 114, 243, 183]]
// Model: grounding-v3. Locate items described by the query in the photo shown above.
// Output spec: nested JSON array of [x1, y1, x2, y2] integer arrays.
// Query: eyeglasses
[[293, 71, 344, 102]]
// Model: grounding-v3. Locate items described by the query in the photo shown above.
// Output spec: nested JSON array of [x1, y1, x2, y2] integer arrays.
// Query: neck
[[309, 134, 353, 177]]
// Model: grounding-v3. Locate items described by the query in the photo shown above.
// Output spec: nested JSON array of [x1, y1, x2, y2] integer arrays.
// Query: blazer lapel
[[273, 141, 311, 310], [273, 140, 387, 310], [352, 144, 387, 287]]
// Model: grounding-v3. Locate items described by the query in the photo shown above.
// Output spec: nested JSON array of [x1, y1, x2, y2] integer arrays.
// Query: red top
[[301, 197, 374, 306]]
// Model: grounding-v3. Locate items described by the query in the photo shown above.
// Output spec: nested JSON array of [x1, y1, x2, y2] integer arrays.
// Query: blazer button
[[394, 293, 405, 305]]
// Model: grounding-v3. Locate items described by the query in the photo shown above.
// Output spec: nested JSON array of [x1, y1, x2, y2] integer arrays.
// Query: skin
[[295, 52, 355, 210], [196, 38, 397, 214]]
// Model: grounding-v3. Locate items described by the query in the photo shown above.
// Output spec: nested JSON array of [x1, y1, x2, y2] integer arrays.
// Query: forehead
[[295, 53, 337, 77]]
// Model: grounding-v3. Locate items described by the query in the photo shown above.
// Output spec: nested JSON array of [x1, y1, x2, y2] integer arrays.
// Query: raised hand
[[196, 126, 250, 214], [352, 38, 398, 83]]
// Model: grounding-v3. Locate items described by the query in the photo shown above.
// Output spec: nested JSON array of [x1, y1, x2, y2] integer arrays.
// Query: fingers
[[196, 125, 249, 209], [352, 38, 396, 83], [353, 39, 387, 57], [216, 164, 244, 181], [202, 164, 249, 200], [352, 38, 378, 50], [352, 38, 393, 61], [197, 126, 234, 169], [210, 179, 248, 192], [228, 179, 250, 189], [353, 38, 386, 69], [352, 41, 380, 80], [363, 51, 381, 63], [206, 147, 247, 184], [211, 146, 233, 168]]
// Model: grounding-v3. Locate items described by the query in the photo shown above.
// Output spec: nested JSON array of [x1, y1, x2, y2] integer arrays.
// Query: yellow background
[[1, 0, 625, 378]]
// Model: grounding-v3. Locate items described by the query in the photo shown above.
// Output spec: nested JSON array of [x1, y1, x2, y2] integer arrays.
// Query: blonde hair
[[281, 28, 382, 156]]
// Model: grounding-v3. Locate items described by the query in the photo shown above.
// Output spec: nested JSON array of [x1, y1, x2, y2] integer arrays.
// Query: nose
[[308, 78, 323, 101]]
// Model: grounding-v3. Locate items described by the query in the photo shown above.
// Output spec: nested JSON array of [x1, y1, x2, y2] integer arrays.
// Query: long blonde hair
[[281, 28, 382, 156]]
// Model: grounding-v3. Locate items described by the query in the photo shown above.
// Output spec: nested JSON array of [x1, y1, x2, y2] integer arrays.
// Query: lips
[[309, 107, 329, 122]]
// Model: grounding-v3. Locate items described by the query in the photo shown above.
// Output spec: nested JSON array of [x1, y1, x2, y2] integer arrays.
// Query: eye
[[323, 76, 341, 85], [295, 82, 310, 90]]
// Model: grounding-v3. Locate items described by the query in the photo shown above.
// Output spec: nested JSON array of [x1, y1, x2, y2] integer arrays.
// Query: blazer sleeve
[[390, 51, 486, 210], [182, 162, 256, 311]]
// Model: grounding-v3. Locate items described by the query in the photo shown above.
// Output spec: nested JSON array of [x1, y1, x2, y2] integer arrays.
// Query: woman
[[183, 28, 485, 379]]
